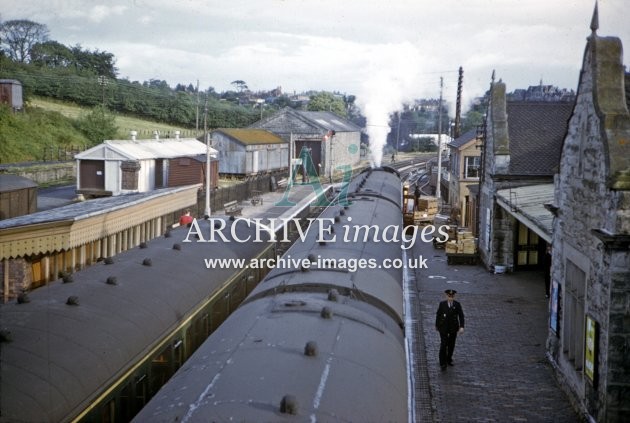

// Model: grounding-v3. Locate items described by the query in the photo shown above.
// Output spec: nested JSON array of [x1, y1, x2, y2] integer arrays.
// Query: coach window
[[134, 374, 148, 411], [118, 381, 133, 422], [173, 339, 184, 371], [150, 345, 172, 394], [101, 399, 115, 423]]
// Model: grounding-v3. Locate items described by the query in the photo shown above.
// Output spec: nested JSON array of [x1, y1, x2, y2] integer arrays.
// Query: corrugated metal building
[[249, 108, 362, 180], [75, 135, 217, 197], [211, 128, 287, 175], [0, 174, 37, 220]]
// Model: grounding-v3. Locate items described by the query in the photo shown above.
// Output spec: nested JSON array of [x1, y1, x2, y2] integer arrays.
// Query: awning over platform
[[496, 184, 554, 243]]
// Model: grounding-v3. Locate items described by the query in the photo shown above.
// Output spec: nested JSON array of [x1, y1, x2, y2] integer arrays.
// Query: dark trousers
[[439, 330, 458, 366]]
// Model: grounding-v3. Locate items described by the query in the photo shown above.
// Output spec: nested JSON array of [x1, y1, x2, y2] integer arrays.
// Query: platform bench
[[276, 178, 288, 191], [223, 200, 243, 216]]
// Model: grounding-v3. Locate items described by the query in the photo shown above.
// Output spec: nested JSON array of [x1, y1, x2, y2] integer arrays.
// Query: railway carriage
[[0, 219, 275, 423], [133, 167, 409, 422]]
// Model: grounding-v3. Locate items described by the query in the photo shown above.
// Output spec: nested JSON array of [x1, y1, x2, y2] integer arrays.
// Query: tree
[[70, 44, 117, 78], [231, 80, 248, 93], [74, 106, 118, 146], [273, 95, 294, 109], [307, 92, 347, 117], [30, 40, 73, 68], [0, 19, 49, 63]]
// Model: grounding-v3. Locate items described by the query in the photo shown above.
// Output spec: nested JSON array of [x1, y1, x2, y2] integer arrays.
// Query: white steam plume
[[356, 42, 423, 167]]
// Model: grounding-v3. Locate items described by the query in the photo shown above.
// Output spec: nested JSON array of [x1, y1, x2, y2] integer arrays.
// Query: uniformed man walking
[[435, 289, 465, 370]]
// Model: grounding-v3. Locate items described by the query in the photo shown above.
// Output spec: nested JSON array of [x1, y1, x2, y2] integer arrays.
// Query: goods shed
[[75, 135, 217, 197], [211, 128, 287, 176], [249, 108, 362, 179]]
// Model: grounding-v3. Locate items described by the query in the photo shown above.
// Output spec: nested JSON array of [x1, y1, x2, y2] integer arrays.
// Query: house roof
[[213, 128, 285, 145], [506, 101, 574, 175], [0, 174, 37, 192], [75, 138, 216, 161], [448, 129, 479, 149]]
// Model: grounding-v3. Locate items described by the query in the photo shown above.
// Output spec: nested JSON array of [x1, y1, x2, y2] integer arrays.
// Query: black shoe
[[440, 364, 447, 371], [447, 361, 454, 366]]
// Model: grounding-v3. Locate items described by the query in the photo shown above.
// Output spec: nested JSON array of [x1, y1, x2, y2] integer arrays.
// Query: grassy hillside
[[30, 97, 198, 139], [0, 98, 201, 164], [0, 105, 86, 163]]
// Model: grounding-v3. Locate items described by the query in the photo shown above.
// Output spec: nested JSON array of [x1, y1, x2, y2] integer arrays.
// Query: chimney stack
[[174, 130, 180, 140], [153, 130, 159, 140], [130, 130, 137, 141]]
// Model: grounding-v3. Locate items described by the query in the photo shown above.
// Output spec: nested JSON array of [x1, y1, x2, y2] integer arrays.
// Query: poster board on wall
[[585, 314, 598, 387]]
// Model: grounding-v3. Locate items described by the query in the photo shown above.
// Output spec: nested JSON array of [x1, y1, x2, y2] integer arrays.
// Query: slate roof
[[448, 128, 478, 149], [506, 101, 574, 175], [294, 110, 362, 132], [0, 174, 37, 192], [213, 128, 285, 145], [0, 185, 197, 229]]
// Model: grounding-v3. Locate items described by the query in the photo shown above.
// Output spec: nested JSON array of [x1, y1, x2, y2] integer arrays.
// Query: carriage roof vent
[[280, 395, 298, 415], [304, 341, 318, 357]]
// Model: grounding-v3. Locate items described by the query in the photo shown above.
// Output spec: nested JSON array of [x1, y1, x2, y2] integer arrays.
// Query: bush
[[73, 106, 118, 146]]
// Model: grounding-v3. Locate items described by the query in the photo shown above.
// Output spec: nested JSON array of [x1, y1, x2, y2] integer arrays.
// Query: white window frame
[[464, 156, 480, 179]]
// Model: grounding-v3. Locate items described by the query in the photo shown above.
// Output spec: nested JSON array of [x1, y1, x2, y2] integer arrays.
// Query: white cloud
[[0, 0, 627, 101]]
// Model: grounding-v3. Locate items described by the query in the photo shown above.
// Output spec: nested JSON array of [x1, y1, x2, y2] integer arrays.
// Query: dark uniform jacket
[[435, 300, 465, 333]]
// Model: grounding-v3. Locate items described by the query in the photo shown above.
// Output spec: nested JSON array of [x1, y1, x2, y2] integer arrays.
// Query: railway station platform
[[225, 182, 332, 222], [407, 237, 584, 422]]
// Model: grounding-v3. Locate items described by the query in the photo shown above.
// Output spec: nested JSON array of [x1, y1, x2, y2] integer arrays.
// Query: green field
[[29, 97, 201, 140]]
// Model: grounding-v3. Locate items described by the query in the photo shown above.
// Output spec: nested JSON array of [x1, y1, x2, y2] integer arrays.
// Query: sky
[[1, 0, 628, 164], [1, 0, 627, 104]]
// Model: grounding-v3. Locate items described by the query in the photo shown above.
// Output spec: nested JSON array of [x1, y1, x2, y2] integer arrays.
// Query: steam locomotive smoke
[[357, 74, 404, 167], [356, 45, 421, 167]]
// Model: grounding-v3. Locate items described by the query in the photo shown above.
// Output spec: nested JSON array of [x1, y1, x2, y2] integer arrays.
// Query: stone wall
[[551, 32, 630, 422], [0, 162, 76, 185]]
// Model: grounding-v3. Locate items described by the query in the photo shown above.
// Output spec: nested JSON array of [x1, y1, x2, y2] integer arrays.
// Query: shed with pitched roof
[[211, 128, 288, 175], [75, 135, 217, 197]]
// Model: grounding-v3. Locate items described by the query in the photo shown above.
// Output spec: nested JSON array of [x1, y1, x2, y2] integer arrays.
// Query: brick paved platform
[[408, 237, 582, 422]]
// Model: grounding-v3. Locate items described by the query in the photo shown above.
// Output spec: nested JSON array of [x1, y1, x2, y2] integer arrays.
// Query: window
[[563, 259, 586, 370], [464, 156, 480, 179]]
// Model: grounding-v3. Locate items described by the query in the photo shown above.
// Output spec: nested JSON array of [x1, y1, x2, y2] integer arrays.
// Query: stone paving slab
[[410, 239, 582, 422]]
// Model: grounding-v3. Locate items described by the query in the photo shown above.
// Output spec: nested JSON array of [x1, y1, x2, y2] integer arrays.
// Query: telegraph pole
[[195, 79, 200, 132], [436, 77, 443, 201], [98, 75, 108, 107], [203, 93, 211, 218], [396, 112, 401, 158]]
